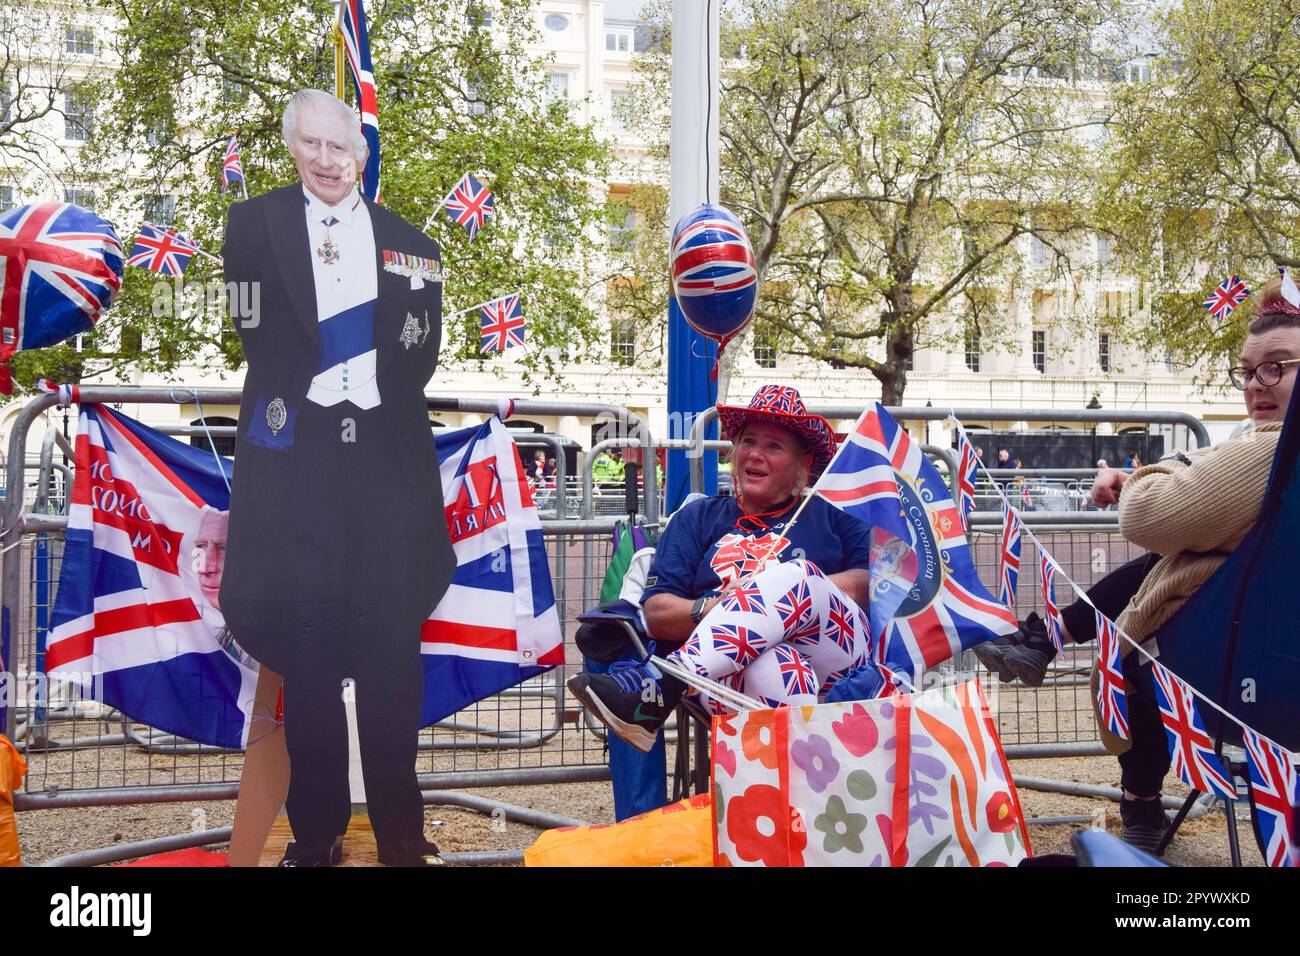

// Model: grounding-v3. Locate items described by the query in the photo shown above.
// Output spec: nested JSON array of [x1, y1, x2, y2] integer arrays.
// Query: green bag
[[599, 520, 659, 605]]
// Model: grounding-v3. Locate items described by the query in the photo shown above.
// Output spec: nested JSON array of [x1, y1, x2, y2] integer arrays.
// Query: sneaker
[[567, 659, 684, 753], [1120, 795, 1170, 854], [973, 634, 1021, 683]]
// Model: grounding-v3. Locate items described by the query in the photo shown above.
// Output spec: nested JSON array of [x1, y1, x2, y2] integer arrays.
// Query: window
[[1032, 329, 1046, 373], [0, 83, 11, 125], [608, 204, 635, 252], [610, 88, 632, 129], [65, 26, 95, 55], [466, 5, 491, 28], [1028, 233, 1048, 269], [1096, 235, 1112, 270], [544, 13, 569, 31], [545, 72, 569, 106], [0, 186, 12, 212], [610, 316, 636, 366], [964, 323, 981, 372], [63, 187, 96, 210], [190, 416, 237, 458], [1022, 112, 1045, 148], [64, 91, 94, 141], [753, 327, 777, 369], [1122, 59, 1153, 84], [145, 119, 173, 146], [466, 78, 487, 116], [605, 28, 633, 53], [221, 75, 247, 105], [1098, 332, 1111, 373], [144, 194, 176, 226]]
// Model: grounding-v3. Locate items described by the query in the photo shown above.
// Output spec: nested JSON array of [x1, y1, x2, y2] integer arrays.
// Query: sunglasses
[[1228, 358, 1300, 390]]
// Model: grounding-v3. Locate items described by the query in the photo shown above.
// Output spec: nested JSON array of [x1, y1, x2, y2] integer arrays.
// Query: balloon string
[[711, 333, 733, 382]]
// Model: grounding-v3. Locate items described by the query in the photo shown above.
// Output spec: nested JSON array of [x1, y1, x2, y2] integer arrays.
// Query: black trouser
[[1057, 554, 1172, 797], [275, 602, 428, 847]]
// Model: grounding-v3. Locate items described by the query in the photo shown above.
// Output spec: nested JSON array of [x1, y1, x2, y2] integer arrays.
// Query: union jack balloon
[[0, 202, 124, 393], [669, 203, 757, 345]]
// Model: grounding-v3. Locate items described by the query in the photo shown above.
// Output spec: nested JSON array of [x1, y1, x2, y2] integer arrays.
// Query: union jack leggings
[[668, 560, 872, 714]]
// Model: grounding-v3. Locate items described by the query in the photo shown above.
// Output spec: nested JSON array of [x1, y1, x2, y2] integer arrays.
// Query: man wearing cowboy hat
[[569, 385, 878, 751]]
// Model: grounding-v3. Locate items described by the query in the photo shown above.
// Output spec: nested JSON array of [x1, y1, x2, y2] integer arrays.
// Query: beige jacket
[[1093, 421, 1282, 753]]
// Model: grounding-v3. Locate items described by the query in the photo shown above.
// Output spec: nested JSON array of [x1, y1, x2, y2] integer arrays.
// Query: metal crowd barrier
[[2, 389, 662, 821]]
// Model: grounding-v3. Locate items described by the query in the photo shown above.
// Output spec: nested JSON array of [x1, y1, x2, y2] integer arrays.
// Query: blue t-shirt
[[641, 495, 875, 603]]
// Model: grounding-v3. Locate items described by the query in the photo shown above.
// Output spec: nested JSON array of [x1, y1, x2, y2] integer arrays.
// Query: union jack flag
[[480, 293, 525, 351], [128, 223, 200, 277], [822, 592, 857, 655], [774, 578, 817, 639], [1203, 275, 1250, 320], [955, 429, 979, 533], [47, 408, 562, 748], [1039, 552, 1067, 653], [221, 136, 244, 193], [721, 579, 766, 614], [709, 623, 762, 667], [0, 202, 123, 386], [444, 172, 495, 239], [340, 0, 381, 202], [1094, 610, 1129, 741], [819, 403, 1016, 681], [773, 644, 819, 698], [1151, 661, 1237, 800], [998, 503, 1022, 608], [1242, 726, 1299, 867]]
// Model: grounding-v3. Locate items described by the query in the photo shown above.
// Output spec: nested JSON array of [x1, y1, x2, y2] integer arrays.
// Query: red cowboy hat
[[717, 385, 838, 478]]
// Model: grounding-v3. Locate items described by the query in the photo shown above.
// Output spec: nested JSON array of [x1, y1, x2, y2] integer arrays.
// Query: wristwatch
[[690, 596, 709, 625]]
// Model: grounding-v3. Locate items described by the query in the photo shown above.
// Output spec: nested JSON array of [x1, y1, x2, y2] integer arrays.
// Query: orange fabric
[[524, 794, 713, 867], [0, 734, 26, 867]]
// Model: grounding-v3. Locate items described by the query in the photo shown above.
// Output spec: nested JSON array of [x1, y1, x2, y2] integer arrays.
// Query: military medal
[[267, 397, 288, 435], [316, 215, 341, 265], [399, 311, 430, 350]]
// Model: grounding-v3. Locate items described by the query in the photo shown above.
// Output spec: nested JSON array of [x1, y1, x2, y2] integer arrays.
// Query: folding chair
[[1149, 384, 1300, 864]]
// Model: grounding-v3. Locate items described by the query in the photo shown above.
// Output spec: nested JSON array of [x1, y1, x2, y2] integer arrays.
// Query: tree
[[617, 0, 1128, 404], [1098, 0, 1300, 377], [13, 0, 613, 392]]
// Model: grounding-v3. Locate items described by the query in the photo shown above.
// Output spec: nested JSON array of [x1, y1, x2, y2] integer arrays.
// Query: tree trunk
[[878, 319, 913, 406]]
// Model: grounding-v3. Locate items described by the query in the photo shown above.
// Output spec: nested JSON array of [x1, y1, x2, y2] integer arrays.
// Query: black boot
[[376, 836, 446, 867], [278, 836, 344, 867]]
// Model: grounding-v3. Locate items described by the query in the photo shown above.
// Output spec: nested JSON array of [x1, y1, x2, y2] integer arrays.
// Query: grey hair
[[281, 89, 369, 163]]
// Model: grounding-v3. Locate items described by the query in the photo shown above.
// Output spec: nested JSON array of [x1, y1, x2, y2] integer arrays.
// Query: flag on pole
[[998, 503, 1022, 608], [1094, 609, 1129, 742], [221, 136, 245, 194], [1280, 267, 1300, 308], [0, 201, 123, 393], [479, 293, 525, 351], [339, 0, 381, 202], [1242, 726, 1299, 867], [1203, 275, 1250, 320], [127, 223, 200, 277], [1039, 551, 1068, 653], [443, 172, 495, 239], [955, 429, 979, 533], [48, 406, 563, 747], [816, 403, 1016, 681], [1151, 660, 1237, 800]]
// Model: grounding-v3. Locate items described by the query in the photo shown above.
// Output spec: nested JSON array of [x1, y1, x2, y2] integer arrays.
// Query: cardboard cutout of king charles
[[220, 89, 455, 867]]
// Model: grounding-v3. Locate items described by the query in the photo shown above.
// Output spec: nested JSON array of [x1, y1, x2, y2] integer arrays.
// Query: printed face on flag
[[47, 406, 256, 748]]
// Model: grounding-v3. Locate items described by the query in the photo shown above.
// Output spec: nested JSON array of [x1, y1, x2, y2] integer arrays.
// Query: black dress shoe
[[376, 837, 445, 867], [278, 836, 344, 867]]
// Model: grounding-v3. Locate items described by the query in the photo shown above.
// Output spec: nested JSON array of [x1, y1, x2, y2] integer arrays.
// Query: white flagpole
[[445, 293, 514, 320], [422, 178, 463, 233]]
